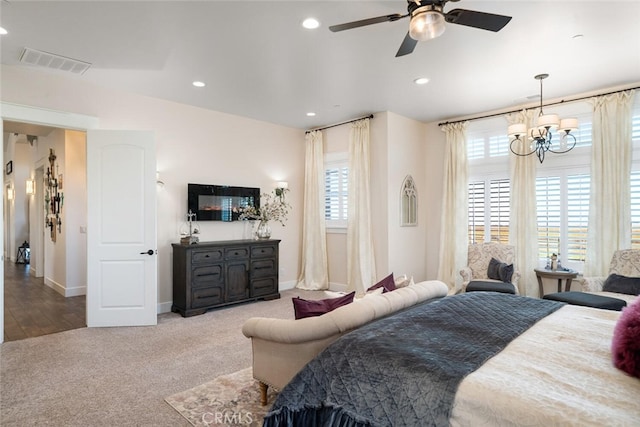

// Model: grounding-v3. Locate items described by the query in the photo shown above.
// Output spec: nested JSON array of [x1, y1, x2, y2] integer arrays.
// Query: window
[[468, 181, 485, 243], [466, 178, 510, 244], [324, 153, 348, 230], [489, 179, 510, 244], [467, 109, 594, 269]]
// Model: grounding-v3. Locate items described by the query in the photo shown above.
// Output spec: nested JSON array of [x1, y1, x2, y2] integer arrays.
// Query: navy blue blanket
[[263, 292, 564, 427]]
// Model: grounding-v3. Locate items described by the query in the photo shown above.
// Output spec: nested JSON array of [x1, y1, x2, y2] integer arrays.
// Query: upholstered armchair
[[578, 249, 640, 292], [460, 242, 521, 294]]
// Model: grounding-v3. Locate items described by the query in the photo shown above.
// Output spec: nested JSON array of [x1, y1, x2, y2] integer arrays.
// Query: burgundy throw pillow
[[367, 273, 397, 293], [611, 298, 640, 378], [292, 291, 356, 320]]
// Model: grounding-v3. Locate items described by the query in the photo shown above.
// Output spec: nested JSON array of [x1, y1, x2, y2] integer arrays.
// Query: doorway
[[2, 122, 88, 341]]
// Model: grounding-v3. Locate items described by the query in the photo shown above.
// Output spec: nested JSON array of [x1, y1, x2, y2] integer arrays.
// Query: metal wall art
[[45, 148, 63, 242]]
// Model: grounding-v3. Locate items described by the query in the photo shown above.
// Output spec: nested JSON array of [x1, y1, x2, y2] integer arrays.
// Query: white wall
[[423, 122, 446, 280], [64, 130, 87, 296], [386, 112, 429, 281], [1, 64, 304, 310]]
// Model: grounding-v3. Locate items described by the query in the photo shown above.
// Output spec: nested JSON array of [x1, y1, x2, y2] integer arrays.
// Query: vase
[[255, 220, 271, 240]]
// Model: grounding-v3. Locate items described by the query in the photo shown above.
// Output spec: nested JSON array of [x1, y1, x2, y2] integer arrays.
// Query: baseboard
[[44, 277, 85, 297], [278, 280, 297, 291], [157, 301, 173, 314]]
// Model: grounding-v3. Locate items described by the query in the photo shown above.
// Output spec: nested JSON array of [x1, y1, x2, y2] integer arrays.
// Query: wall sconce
[[156, 171, 165, 188], [275, 181, 289, 201], [26, 179, 35, 195], [7, 186, 14, 201]]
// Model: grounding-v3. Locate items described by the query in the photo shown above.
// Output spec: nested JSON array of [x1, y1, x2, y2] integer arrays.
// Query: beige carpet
[[0, 288, 320, 426], [166, 367, 276, 426]]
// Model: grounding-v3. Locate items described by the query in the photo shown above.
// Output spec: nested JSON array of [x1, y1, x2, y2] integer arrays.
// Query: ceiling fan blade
[[445, 8, 512, 32], [395, 32, 418, 57], [329, 13, 408, 32]]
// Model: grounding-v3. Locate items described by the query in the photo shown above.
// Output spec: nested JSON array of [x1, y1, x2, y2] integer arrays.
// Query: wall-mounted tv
[[188, 183, 260, 222]]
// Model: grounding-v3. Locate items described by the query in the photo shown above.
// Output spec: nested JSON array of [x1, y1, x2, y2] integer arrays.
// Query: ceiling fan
[[329, 0, 512, 57]]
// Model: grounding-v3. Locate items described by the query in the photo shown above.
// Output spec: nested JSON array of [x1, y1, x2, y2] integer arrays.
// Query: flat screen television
[[188, 183, 260, 222]]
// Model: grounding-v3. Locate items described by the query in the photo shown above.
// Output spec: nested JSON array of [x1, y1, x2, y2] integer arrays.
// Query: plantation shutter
[[536, 176, 561, 259], [566, 174, 590, 261], [489, 178, 510, 244]]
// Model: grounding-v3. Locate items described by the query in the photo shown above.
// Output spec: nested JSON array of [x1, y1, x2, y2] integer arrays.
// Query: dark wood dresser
[[171, 239, 280, 317]]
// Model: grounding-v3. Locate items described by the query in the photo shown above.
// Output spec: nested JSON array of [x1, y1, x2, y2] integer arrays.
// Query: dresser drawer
[[192, 249, 224, 264], [251, 259, 276, 278], [225, 247, 250, 259], [192, 286, 224, 308], [192, 264, 223, 288], [251, 277, 278, 297], [251, 244, 277, 258]]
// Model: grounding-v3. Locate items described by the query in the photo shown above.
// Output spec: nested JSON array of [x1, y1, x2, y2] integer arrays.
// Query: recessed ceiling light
[[414, 77, 429, 85], [192, 81, 206, 88], [306, 112, 316, 117], [0, 27, 7, 35], [302, 18, 320, 29]]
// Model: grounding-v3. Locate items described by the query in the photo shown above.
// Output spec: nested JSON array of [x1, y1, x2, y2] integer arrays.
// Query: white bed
[[452, 301, 640, 426]]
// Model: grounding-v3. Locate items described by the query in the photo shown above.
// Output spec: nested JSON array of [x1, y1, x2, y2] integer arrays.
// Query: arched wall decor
[[400, 175, 417, 226]]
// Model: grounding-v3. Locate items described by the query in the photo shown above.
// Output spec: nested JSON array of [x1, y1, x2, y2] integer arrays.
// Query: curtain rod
[[306, 114, 374, 134], [438, 85, 640, 127]]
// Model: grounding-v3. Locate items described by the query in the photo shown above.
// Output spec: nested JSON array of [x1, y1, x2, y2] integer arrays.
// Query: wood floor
[[3, 261, 86, 342]]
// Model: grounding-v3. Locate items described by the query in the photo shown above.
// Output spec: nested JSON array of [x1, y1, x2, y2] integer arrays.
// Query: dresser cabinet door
[[226, 260, 249, 301]]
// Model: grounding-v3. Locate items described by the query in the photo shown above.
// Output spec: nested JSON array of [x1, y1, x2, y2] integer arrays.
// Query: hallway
[[3, 261, 85, 342]]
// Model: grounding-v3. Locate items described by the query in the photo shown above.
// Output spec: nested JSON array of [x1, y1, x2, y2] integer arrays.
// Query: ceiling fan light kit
[[329, 0, 512, 57], [409, 5, 446, 41], [508, 74, 578, 163]]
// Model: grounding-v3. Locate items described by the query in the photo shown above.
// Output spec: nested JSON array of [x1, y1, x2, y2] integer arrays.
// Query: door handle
[[140, 249, 155, 255]]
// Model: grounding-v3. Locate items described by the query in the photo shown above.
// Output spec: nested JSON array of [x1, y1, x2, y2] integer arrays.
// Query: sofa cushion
[[603, 274, 640, 296], [612, 298, 640, 378], [368, 273, 397, 293], [292, 292, 356, 319], [487, 257, 514, 283]]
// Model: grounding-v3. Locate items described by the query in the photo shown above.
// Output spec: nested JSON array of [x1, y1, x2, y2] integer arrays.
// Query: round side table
[[534, 268, 578, 297]]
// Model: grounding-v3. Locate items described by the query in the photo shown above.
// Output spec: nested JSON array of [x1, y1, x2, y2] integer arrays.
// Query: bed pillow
[[324, 287, 384, 300], [487, 258, 514, 283], [603, 274, 640, 296], [292, 292, 355, 319], [611, 298, 640, 378], [367, 273, 397, 293], [394, 274, 414, 288]]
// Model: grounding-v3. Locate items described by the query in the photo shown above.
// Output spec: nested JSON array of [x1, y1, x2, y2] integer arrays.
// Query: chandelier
[[508, 74, 578, 163]]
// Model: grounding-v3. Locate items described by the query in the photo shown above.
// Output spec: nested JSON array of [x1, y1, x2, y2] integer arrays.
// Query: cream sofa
[[242, 280, 449, 405]]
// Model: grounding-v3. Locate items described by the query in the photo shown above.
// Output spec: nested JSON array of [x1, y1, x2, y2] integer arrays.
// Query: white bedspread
[[451, 303, 640, 426]]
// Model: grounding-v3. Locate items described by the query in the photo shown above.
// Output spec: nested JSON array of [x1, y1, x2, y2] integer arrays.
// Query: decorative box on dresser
[[172, 239, 280, 317]]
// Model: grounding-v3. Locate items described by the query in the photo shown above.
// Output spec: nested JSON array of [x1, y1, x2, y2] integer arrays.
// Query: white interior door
[[86, 130, 157, 327]]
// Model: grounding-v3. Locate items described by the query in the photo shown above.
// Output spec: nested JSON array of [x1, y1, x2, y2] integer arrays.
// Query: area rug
[[165, 368, 277, 426]]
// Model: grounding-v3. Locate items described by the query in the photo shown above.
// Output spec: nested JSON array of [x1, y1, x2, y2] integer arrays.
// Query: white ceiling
[[1, 1, 639, 130]]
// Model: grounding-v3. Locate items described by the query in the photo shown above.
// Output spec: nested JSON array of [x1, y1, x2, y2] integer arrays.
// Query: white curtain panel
[[347, 118, 376, 296], [507, 110, 539, 297], [296, 130, 329, 290], [437, 122, 468, 293], [585, 90, 636, 276]]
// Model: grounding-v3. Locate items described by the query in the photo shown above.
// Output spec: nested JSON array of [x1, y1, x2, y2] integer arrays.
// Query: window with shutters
[[468, 181, 485, 243], [324, 153, 348, 231], [489, 179, 510, 244], [467, 101, 640, 271]]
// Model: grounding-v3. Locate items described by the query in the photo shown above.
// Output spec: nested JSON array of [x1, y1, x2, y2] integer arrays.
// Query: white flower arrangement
[[239, 189, 291, 226]]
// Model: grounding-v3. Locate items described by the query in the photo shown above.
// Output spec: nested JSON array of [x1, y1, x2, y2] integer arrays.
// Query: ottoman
[[543, 291, 627, 311], [466, 280, 516, 294]]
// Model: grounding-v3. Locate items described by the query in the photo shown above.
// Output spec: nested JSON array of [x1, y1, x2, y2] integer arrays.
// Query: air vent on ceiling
[[19, 47, 91, 75]]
